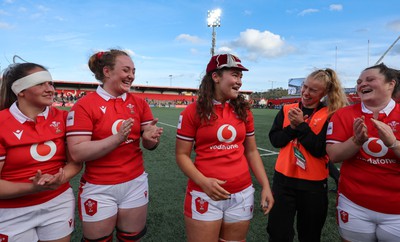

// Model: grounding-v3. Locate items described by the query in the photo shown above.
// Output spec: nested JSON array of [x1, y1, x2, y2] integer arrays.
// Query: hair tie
[[96, 51, 104, 60]]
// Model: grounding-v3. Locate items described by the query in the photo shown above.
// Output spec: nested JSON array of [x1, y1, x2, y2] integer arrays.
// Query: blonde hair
[[307, 68, 348, 117]]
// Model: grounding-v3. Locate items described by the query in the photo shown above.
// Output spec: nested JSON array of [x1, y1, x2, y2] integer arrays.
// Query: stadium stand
[[52, 81, 252, 108]]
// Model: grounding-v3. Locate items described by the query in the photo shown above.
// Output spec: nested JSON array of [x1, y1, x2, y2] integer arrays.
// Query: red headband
[[96, 51, 104, 59]]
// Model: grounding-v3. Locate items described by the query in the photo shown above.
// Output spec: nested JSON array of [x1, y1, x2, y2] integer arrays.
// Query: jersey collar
[[96, 86, 127, 101], [361, 99, 395, 116], [212, 99, 231, 106], [9, 102, 49, 124]]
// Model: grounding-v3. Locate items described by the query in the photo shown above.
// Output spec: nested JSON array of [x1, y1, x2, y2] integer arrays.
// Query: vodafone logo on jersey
[[362, 137, 388, 157], [210, 124, 239, 150], [361, 137, 398, 165], [30, 141, 57, 162], [111, 119, 125, 134], [111, 119, 133, 143], [217, 124, 237, 143]]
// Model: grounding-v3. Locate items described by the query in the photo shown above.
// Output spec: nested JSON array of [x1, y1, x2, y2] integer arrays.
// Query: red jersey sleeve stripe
[[246, 131, 255, 136], [66, 131, 92, 136], [176, 134, 194, 142], [326, 139, 341, 144]]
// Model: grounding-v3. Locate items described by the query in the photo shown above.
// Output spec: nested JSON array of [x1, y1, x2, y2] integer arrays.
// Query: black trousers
[[267, 172, 328, 242]]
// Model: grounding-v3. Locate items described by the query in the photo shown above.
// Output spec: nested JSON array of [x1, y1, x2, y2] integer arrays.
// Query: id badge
[[294, 147, 306, 170]]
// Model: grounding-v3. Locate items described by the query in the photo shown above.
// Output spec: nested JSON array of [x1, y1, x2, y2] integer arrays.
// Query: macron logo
[[13, 130, 23, 140], [100, 106, 107, 114]]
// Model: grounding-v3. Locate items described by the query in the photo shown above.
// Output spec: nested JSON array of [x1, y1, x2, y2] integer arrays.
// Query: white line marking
[[158, 122, 177, 128]]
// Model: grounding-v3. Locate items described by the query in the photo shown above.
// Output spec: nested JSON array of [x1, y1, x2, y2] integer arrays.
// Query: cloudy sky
[[1, 0, 399, 92]]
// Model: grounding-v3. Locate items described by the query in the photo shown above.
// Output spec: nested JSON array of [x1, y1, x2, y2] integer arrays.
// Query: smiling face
[[19, 67, 55, 108], [213, 68, 243, 102], [300, 76, 327, 108], [357, 68, 395, 106], [103, 55, 135, 96]]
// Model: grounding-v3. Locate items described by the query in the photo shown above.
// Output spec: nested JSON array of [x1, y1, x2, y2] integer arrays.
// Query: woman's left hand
[[371, 118, 396, 147], [288, 107, 305, 128], [142, 118, 163, 143], [260, 187, 274, 215], [29, 168, 65, 190]]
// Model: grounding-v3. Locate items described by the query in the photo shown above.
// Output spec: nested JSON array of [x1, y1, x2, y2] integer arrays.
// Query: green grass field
[[69, 107, 340, 242]]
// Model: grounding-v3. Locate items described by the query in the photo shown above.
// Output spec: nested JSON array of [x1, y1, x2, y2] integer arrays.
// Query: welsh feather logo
[[340, 210, 349, 223], [50, 121, 62, 133], [126, 104, 135, 114], [84, 199, 97, 216], [195, 197, 208, 214]]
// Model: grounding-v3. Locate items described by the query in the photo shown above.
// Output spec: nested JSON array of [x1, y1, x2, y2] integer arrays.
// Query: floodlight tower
[[207, 9, 221, 56]]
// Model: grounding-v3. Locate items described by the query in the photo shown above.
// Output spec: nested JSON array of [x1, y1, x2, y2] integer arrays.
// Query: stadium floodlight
[[207, 9, 221, 56]]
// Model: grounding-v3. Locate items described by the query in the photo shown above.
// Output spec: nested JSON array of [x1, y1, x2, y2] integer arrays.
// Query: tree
[[250, 88, 288, 100]]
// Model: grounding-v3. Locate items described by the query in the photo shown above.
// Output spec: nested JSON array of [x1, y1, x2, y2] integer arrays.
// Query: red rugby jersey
[[66, 87, 154, 185], [0, 104, 69, 208], [326, 101, 400, 214], [176, 101, 254, 193]]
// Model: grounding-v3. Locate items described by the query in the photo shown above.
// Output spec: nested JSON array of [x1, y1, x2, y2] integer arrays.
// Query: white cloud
[[298, 8, 319, 16], [244, 10, 252, 16], [28, 5, 50, 19], [44, 33, 86, 42], [190, 48, 200, 55], [37, 5, 50, 12], [0, 9, 9, 15], [4, 0, 15, 3], [176, 34, 203, 44], [30, 13, 42, 19], [230, 29, 296, 60], [329, 4, 343, 11], [387, 19, 400, 31], [286, 9, 298, 15], [0, 21, 12, 29], [216, 46, 233, 54]]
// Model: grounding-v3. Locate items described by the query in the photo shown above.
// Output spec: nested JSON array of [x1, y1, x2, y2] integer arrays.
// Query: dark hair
[[392, 69, 400, 99], [88, 49, 129, 81], [196, 68, 250, 123], [0, 63, 47, 110], [365, 63, 399, 97]]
